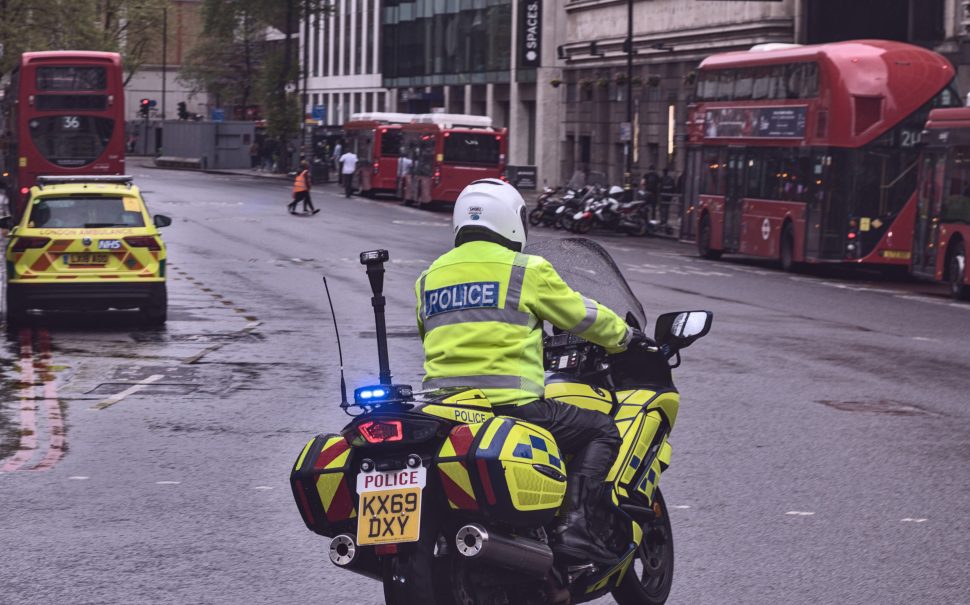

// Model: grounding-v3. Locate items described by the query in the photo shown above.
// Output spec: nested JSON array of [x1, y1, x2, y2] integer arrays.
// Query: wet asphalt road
[[0, 166, 968, 605]]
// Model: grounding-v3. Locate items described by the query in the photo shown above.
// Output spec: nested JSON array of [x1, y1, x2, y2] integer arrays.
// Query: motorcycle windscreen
[[524, 237, 646, 330]]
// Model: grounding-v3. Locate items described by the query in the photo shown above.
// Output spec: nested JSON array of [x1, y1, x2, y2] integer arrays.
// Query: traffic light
[[177, 101, 189, 120], [139, 98, 150, 118]]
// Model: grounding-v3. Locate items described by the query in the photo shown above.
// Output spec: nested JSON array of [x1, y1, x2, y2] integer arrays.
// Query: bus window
[[697, 71, 717, 101], [745, 154, 765, 197], [380, 129, 402, 157], [943, 147, 970, 223], [36, 66, 106, 90], [443, 132, 500, 165], [734, 69, 754, 101], [29, 115, 114, 167], [785, 63, 818, 99], [417, 136, 436, 176], [715, 70, 735, 101]]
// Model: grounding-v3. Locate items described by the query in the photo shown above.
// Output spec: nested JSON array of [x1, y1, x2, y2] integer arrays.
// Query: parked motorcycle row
[[528, 184, 675, 238]]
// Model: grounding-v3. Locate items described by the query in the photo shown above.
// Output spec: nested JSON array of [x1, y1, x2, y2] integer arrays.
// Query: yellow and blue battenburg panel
[[434, 416, 567, 527], [544, 381, 613, 415], [289, 433, 358, 537], [607, 389, 680, 506]]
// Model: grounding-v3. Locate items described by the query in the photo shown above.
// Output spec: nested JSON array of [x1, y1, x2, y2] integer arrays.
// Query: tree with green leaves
[[0, 0, 167, 84]]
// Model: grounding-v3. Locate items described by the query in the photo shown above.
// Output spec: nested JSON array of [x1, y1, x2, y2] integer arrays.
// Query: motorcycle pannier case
[[290, 434, 357, 537], [435, 416, 567, 527]]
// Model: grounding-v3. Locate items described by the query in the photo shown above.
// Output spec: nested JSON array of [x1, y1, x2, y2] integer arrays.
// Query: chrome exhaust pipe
[[455, 523, 553, 577], [328, 534, 381, 581]]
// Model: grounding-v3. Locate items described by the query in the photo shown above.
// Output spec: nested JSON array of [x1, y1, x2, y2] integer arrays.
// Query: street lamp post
[[624, 0, 633, 199]]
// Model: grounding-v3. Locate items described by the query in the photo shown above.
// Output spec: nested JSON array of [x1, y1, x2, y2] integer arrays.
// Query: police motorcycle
[[290, 240, 712, 605]]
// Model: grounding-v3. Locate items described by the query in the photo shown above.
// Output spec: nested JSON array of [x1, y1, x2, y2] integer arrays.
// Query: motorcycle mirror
[[654, 310, 713, 351]]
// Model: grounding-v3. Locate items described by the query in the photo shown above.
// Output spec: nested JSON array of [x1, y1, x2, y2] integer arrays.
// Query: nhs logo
[[425, 281, 499, 317], [98, 239, 122, 250]]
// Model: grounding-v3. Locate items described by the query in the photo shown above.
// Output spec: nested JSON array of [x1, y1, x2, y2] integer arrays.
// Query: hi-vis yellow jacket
[[415, 240, 631, 407]]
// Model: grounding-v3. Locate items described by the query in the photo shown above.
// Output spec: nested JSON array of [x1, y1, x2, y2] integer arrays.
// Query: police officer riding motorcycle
[[417, 178, 645, 564]]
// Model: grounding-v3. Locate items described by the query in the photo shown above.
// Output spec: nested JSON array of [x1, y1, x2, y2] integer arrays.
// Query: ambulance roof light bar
[[36, 175, 134, 189]]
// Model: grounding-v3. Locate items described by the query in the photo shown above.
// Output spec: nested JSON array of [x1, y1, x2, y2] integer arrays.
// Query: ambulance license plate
[[66, 253, 109, 265], [356, 466, 426, 546]]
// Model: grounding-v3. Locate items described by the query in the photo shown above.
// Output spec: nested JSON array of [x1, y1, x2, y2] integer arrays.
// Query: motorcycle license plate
[[356, 466, 426, 546]]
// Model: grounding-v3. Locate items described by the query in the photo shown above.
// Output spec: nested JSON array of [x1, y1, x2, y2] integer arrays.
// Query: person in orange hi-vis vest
[[288, 160, 319, 215]]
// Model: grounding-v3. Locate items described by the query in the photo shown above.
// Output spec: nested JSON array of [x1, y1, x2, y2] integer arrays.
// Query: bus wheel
[[697, 215, 721, 260], [949, 241, 969, 301], [780, 223, 797, 272]]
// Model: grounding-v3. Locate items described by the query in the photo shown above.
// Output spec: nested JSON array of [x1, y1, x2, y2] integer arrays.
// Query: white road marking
[[253, 486, 274, 490], [901, 518, 928, 523], [785, 511, 815, 516], [670, 505, 691, 509], [155, 481, 181, 485], [68, 476, 89, 480], [92, 374, 165, 410], [912, 336, 936, 342]]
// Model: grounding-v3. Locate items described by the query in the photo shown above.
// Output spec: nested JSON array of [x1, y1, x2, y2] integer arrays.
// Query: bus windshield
[[443, 132, 500, 165]]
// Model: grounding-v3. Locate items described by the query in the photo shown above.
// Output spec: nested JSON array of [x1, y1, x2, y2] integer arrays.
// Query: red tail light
[[358, 420, 403, 444], [124, 236, 161, 251], [433, 167, 441, 186], [11, 237, 49, 252], [373, 161, 379, 175], [20, 187, 30, 195]]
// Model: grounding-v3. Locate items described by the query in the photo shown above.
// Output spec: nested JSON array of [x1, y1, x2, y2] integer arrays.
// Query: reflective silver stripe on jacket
[[422, 374, 545, 396], [420, 253, 536, 332], [570, 296, 599, 335]]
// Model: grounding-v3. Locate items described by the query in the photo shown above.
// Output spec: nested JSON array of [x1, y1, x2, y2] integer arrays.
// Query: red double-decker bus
[[1, 51, 126, 218], [399, 114, 507, 207], [913, 108, 970, 299], [686, 40, 960, 270], [343, 112, 413, 197]]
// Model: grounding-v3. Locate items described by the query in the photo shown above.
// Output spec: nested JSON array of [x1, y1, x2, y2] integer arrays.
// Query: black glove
[[623, 328, 654, 349]]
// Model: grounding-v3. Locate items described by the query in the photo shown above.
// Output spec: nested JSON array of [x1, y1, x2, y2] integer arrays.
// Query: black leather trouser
[[502, 398, 621, 482]]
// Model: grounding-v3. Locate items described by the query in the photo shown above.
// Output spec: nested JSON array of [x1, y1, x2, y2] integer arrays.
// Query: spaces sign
[[519, 0, 541, 69], [703, 106, 807, 139]]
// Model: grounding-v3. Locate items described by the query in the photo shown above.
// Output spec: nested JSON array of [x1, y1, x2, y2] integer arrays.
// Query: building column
[[486, 83, 497, 123], [464, 84, 473, 115]]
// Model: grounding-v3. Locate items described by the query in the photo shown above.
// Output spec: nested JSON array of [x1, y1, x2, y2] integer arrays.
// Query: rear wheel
[[5, 287, 26, 329], [949, 241, 969, 301], [628, 216, 648, 237], [612, 489, 674, 605], [697, 214, 722, 260], [528, 207, 544, 227], [141, 284, 168, 326], [382, 502, 453, 605]]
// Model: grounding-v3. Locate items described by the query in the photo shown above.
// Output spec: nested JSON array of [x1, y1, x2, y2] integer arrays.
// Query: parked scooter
[[571, 185, 648, 236]]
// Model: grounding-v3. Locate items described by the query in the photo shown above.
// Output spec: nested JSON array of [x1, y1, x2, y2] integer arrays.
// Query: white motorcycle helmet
[[608, 185, 625, 198], [453, 178, 528, 251]]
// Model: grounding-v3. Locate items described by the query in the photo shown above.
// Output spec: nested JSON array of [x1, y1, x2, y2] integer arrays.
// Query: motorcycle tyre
[[382, 504, 454, 605], [612, 489, 674, 605], [697, 214, 722, 260], [574, 218, 593, 234], [628, 217, 648, 237], [528, 207, 545, 227]]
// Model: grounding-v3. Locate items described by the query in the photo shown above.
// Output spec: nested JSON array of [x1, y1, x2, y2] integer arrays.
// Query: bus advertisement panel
[[913, 108, 970, 299], [686, 40, 959, 270], [343, 112, 413, 197], [399, 114, 507, 207], [1, 51, 126, 218]]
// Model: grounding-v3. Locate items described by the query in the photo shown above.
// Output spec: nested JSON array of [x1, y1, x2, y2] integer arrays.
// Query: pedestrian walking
[[249, 141, 260, 169], [338, 148, 358, 198], [332, 139, 344, 186], [288, 160, 319, 214], [642, 165, 660, 222], [659, 167, 676, 227]]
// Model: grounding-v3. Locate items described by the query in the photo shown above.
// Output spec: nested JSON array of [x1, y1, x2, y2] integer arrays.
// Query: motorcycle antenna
[[360, 249, 393, 385], [322, 275, 349, 410]]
